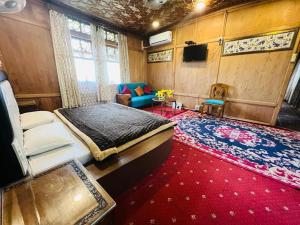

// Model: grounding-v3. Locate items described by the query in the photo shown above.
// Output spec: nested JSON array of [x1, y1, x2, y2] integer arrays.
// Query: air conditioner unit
[[149, 31, 172, 47], [0, 0, 26, 14]]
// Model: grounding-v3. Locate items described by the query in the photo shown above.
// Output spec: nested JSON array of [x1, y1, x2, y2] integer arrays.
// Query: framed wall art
[[147, 49, 173, 63], [223, 29, 298, 56]]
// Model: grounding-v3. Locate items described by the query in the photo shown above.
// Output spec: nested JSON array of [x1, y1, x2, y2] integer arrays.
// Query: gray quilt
[[58, 103, 172, 151]]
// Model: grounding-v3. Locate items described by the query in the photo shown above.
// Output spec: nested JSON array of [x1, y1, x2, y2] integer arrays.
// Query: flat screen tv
[[183, 44, 208, 62]]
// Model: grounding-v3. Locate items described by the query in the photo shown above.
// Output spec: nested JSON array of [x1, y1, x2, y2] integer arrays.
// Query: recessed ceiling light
[[195, 1, 206, 10], [152, 20, 160, 29]]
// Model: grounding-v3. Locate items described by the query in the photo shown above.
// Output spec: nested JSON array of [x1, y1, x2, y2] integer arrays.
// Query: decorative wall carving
[[223, 29, 298, 56], [148, 49, 173, 63]]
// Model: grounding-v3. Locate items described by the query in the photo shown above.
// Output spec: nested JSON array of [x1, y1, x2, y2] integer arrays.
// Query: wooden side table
[[1, 160, 116, 225]]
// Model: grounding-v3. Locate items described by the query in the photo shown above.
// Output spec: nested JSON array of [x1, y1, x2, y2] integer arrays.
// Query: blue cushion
[[204, 99, 224, 105]]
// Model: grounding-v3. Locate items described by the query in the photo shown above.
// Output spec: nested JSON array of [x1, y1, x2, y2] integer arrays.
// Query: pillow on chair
[[121, 85, 131, 95], [204, 99, 224, 105], [135, 86, 144, 96]]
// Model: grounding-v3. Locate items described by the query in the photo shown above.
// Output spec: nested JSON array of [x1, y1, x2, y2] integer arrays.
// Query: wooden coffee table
[[1, 160, 116, 225]]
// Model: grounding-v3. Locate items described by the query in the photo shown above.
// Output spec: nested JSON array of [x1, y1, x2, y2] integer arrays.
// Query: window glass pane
[[71, 38, 81, 51], [106, 46, 119, 62], [68, 19, 81, 32], [81, 23, 91, 35], [74, 58, 96, 82], [107, 61, 120, 84], [71, 38, 93, 59], [105, 30, 118, 43], [80, 40, 93, 58]]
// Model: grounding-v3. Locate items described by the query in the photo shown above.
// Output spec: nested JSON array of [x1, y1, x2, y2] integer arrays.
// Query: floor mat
[[114, 141, 300, 225], [171, 111, 300, 188]]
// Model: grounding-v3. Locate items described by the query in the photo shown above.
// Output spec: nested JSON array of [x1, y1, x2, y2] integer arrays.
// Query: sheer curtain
[[91, 25, 117, 102], [118, 33, 131, 83], [49, 10, 81, 108]]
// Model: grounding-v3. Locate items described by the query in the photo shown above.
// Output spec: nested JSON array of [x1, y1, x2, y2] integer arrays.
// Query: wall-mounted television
[[183, 44, 208, 62]]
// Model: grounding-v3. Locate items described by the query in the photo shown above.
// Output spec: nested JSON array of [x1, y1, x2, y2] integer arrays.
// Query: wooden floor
[[276, 101, 300, 132]]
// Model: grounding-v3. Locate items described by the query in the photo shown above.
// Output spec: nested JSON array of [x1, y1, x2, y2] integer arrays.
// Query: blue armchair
[[116, 83, 156, 108]]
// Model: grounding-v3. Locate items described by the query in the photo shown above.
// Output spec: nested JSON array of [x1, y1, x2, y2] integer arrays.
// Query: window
[[68, 19, 120, 84], [68, 19, 95, 83], [105, 30, 121, 84]]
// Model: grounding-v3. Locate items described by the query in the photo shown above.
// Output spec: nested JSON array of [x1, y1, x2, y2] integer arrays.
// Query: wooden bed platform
[[86, 128, 174, 196]]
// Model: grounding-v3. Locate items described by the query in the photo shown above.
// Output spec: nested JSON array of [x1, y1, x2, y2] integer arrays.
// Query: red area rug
[[114, 141, 300, 225]]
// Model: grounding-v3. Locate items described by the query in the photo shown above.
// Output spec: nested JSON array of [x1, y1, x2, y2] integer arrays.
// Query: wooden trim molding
[[174, 92, 277, 107], [174, 92, 208, 98], [225, 98, 277, 107], [15, 93, 61, 99]]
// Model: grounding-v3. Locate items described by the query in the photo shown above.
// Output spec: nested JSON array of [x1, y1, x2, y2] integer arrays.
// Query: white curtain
[[49, 10, 81, 108], [78, 82, 98, 106], [91, 25, 117, 102], [118, 33, 131, 83]]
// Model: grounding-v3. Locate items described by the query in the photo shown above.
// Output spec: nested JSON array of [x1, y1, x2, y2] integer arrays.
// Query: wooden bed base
[[86, 128, 174, 197]]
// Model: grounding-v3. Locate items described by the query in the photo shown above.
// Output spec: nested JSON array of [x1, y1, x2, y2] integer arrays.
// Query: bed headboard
[[0, 70, 28, 187]]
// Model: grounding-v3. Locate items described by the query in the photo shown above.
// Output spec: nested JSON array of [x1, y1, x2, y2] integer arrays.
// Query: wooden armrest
[[116, 94, 131, 106]]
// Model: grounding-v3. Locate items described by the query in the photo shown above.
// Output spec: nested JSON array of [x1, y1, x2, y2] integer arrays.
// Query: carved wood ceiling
[[53, 0, 261, 35]]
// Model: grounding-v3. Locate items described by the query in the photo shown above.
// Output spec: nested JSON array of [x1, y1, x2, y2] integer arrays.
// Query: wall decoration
[[223, 29, 298, 56], [148, 49, 173, 63]]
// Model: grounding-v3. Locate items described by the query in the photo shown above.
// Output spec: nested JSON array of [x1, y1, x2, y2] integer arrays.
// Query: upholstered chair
[[201, 83, 229, 118]]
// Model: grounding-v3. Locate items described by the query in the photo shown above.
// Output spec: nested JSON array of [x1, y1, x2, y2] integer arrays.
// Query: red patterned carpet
[[114, 141, 300, 225], [143, 105, 187, 119]]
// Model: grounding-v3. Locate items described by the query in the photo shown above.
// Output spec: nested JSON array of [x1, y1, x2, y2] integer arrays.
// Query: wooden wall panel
[[128, 49, 146, 82], [0, 0, 50, 28], [176, 22, 197, 45], [146, 0, 300, 125], [174, 43, 220, 96], [0, 17, 59, 94], [224, 102, 275, 124], [225, 0, 300, 38], [218, 51, 293, 103], [147, 62, 174, 90], [195, 13, 225, 43], [127, 35, 147, 83], [0, 0, 61, 111]]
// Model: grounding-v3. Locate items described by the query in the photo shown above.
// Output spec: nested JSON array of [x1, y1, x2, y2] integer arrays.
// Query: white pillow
[[24, 122, 73, 156], [21, 111, 55, 130]]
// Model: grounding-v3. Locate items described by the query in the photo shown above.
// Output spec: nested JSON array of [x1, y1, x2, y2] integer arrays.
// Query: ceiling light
[[152, 20, 160, 29], [195, 1, 206, 10]]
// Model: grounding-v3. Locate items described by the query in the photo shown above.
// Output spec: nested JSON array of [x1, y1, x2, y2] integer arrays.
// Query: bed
[[0, 70, 175, 191]]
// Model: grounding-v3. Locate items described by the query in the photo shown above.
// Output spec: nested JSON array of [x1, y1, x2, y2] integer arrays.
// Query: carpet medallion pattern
[[171, 111, 300, 188]]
